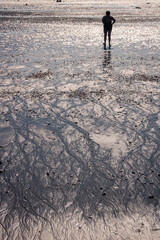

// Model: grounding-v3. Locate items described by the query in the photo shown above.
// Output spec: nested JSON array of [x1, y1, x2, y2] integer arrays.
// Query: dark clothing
[[102, 15, 115, 31], [104, 23, 112, 32]]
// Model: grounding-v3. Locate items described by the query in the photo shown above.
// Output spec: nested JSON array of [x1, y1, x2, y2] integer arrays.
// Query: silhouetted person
[[102, 11, 116, 48]]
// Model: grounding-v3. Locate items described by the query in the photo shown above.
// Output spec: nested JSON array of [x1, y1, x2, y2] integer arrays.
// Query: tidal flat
[[0, 0, 160, 239]]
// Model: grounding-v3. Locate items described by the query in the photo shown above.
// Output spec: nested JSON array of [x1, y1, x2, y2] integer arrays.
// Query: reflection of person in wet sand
[[103, 50, 111, 69], [102, 11, 116, 48]]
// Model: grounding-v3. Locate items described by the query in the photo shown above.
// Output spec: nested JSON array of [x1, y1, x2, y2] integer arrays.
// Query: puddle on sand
[[90, 131, 127, 160], [0, 125, 14, 147]]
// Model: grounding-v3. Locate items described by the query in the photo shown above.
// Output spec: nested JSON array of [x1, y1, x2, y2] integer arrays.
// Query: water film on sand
[[0, 1, 160, 239]]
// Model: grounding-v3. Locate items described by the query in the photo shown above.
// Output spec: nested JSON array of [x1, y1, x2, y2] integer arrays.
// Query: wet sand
[[0, 0, 160, 239]]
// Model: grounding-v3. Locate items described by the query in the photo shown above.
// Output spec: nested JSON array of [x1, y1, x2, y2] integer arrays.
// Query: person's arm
[[112, 17, 116, 25]]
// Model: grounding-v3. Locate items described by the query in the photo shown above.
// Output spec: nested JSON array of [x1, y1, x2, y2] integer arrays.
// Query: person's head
[[106, 11, 110, 16]]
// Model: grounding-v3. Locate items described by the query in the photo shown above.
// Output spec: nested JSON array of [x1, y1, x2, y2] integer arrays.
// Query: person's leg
[[104, 28, 107, 45], [104, 32, 107, 44], [108, 29, 112, 47], [108, 30, 111, 46]]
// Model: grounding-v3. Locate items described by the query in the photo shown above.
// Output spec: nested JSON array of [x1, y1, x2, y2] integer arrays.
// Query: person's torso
[[103, 15, 113, 25]]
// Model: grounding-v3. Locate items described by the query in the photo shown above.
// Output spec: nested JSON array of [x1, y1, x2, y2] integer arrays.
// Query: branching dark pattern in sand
[[0, 79, 160, 239]]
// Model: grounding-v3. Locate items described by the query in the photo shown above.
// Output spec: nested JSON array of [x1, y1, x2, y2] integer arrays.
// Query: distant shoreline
[[0, 12, 160, 23], [1, 0, 160, 24]]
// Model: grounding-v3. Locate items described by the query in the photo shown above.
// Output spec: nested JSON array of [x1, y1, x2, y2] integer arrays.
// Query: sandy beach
[[0, 0, 160, 239]]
